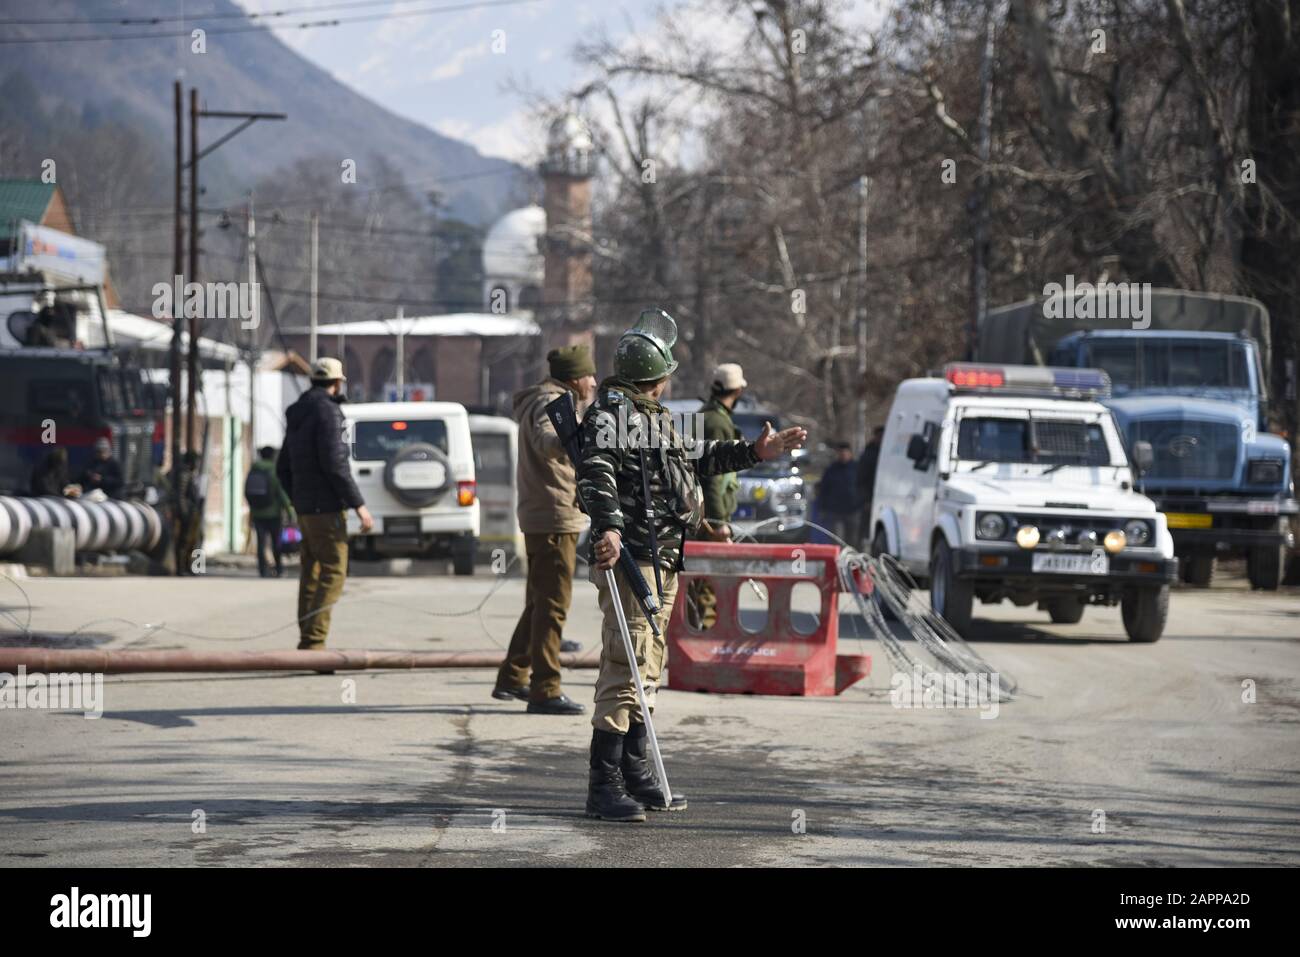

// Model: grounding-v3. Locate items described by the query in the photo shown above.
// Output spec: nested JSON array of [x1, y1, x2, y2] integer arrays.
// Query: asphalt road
[[1, 557, 1297, 867]]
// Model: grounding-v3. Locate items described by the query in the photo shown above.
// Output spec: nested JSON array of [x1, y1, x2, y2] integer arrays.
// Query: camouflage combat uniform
[[577, 377, 759, 734]]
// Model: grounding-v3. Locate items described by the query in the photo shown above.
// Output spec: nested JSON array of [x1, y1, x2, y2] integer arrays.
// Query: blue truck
[[978, 289, 1297, 590]]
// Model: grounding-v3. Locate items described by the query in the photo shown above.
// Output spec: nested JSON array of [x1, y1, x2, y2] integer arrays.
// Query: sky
[[235, 0, 665, 163]]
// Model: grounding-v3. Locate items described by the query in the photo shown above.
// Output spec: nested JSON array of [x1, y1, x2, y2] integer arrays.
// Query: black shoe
[[526, 694, 587, 715], [491, 685, 529, 702], [622, 721, 687, 811], [559, 639, 581, 653], [585, 730, 646, 822]]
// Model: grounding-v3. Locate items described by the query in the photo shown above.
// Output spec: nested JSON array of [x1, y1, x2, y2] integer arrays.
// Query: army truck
[[978, 289, 1297, 589], [0, 274, 158, 497]]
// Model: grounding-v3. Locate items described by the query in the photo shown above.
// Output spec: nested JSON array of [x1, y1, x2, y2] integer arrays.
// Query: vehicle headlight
[[976, 512, 1007, 539], [1123, 519, 1151, 547], [1104, 530, 1127, 553], [1247, 459, 1284, 485], [1077, 529, 1099, 548], [1015, 525, 1040, 549]]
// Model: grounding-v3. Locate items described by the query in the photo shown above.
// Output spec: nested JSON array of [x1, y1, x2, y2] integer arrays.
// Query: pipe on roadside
[[0, 496, 164, 556], [0, 648, 597, 674]]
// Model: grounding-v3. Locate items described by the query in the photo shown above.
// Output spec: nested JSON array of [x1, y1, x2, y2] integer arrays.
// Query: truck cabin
[[1047, 331, 1266, 430]]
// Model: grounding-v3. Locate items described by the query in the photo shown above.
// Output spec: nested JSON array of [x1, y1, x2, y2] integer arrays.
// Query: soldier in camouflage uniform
[[577, 309, 808, 822]]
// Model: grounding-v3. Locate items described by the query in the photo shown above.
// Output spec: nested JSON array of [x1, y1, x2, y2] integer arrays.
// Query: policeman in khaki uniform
[[577, 311, 807, 822], [492, 345, 597, 715]]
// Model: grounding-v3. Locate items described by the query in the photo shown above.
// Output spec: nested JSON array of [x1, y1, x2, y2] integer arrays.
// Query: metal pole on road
[[0, 648, 599, 674]]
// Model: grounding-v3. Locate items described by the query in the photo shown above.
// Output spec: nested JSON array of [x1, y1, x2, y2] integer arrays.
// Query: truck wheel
[[1247, 544, 1285, 591], [929, 539, 973, 635], [1046, 597, 1085, 624], [1182, 553, 1214, 588], [1121, 585, 1168, 643], [452, 538, 476, 577]]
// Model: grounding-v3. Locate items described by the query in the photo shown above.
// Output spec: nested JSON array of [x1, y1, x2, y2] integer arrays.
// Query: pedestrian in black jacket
[[817, 442, 860, 547], [277, 357, 373, 650], [80, 437, 124, 498], [856, 426, 884, 549], [31, 448, 76, 498]]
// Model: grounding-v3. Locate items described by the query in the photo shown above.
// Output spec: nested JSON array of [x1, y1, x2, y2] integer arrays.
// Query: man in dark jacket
[[30, 448, 76, 498], [79, 438, 124, 499], [856, 426, 884, 549], [816, 442, 860, 547], [277, 358, 373, 650]]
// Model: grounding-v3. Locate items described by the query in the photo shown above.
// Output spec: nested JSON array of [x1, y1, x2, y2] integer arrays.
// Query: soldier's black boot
[[621, 721, 687, 811], [585, 730, 647, 822]]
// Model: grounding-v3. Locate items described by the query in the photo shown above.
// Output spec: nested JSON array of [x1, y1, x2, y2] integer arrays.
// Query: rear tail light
[[457, 481, 476, 506]]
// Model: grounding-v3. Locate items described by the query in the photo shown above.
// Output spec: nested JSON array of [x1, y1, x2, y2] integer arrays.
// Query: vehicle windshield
[[472, 433, 511, 485], [1083, 338, 1251, 394], [956, 416, 1112, 467], [352, 419, 449, 460]]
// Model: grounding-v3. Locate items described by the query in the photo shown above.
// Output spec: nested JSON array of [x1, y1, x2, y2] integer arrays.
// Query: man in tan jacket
[[492, 345, 597, 715]]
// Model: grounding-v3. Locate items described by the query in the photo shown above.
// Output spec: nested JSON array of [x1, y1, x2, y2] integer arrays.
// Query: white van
[[342, 401, 479, 575], [869, 363, 1177, 642], [468, 413, 524, 564]]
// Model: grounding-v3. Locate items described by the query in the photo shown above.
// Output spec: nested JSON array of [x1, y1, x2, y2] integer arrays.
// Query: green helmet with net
[[614, 307, 679, 381]]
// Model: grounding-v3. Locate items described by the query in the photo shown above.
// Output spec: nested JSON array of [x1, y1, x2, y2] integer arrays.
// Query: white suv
[[343, 401, 480, 575], [869, 363, 1177, 642]]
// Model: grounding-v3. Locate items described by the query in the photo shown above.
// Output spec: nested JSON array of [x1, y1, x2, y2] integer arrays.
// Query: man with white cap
[[277, 357, 373, 650], [698, 363, 748, 541]]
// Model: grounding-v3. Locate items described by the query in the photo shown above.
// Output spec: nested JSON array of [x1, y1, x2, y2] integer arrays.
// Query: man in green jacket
[[688, 363, 748, 629], [698, 363, 748, 541], [245, 446, 295, 578]]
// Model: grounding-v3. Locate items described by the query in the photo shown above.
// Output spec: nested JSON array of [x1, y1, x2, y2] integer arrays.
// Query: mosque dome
[[482, 204, 545, 282]]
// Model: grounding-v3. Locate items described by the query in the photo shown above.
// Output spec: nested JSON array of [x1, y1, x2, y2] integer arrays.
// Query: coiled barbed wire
[[732, 517, 1017, 704]]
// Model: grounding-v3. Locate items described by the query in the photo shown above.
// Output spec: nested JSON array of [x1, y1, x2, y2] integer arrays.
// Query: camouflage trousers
[[591, 561, 678, 734]]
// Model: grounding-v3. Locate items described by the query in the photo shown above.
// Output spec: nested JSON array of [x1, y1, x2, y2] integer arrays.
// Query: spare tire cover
[[384, 442, 453, 509]]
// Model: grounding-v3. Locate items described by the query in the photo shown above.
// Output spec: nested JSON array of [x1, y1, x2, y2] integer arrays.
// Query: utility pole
[[309, 210, 319, 363], [394, 305, 405, 399], [969, 0, 997, 361], [247, 197, 259, 453], [170, 79, 184, 575], [186, 86, 200, 455], [856, 175, 870, 452]]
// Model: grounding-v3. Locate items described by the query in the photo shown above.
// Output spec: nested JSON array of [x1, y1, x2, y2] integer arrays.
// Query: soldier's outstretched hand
[[755, 421, 808, 461]]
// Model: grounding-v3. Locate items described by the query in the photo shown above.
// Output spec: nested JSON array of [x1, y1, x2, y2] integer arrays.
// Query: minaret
[[539, 111, 594, 351]]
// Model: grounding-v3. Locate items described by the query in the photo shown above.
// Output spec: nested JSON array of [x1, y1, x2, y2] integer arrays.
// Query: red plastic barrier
[[667, 541, 872, 696]]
